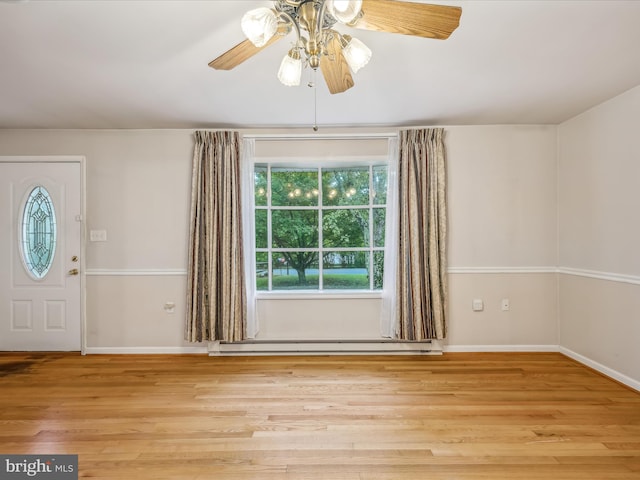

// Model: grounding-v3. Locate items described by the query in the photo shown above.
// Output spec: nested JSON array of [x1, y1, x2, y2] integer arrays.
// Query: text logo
[[0, 456, 77, 480]]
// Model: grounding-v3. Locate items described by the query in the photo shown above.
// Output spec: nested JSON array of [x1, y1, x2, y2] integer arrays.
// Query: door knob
[[68, 268, 79, 276]]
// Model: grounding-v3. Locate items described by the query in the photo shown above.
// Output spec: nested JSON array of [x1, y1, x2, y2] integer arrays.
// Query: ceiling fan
[[209, 0, 462, 94]]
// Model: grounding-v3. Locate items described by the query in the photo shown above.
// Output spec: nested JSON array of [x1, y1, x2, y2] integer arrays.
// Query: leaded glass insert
[[21, 186, 57, 279]]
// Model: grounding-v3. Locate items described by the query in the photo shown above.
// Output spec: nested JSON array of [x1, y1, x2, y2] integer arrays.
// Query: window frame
[[247, 155, 391, 298], [254, 164, 390, 292]]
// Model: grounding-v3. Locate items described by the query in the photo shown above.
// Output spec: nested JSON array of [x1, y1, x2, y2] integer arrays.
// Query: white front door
[[0, 160, 82, 351]]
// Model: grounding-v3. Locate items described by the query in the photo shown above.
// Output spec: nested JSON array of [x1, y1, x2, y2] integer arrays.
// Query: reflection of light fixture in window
[[345, 186, 357, 198]]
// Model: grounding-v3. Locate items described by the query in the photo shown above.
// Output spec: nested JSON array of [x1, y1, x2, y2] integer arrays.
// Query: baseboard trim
[[84, 346, 208, 354], [559, 346, 640, 392], [85, 344, 553, 355], [443, 344, 559, 353], [210, 340, 440, 356]]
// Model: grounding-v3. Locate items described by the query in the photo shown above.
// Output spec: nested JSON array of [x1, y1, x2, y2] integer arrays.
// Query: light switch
[[472, 299, 484, 311], [90, 230, 107, 242]]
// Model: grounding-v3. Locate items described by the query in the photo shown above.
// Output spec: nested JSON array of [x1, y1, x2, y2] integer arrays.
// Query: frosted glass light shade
[[326, 0, 362, 24], [241, 8, 277, 47], [277, 50, 302, 86], [342, 36, 371, 73]]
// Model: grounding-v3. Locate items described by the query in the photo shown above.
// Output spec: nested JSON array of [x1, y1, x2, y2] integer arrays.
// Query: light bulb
[[277, 49, 302, 87], [326, 0, 362, 24], [342, 35, 371, 73], [241, 8, 277, 47]]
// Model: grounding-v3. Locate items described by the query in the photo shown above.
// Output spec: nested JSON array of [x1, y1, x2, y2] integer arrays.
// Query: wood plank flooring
[[0, 352, 639, 479]]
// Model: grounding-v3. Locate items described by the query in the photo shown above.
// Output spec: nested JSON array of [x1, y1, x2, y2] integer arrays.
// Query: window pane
[[373, 251, 384, 290], [254, 166, 268, 206], [373, 208, 385, 247], [256, 252, 269, 291], [323, 251, 369, 290], [322, 167, 369, 206], [255, 210, 267, 248], [272, 252, 319, 290], [272, 210, 318, 249], [252, 162, 389, 293], [372, 166, 388, 205], [271, 168, 319, 207], [21, 186, 57, 279], [323, 209, 369, 248]]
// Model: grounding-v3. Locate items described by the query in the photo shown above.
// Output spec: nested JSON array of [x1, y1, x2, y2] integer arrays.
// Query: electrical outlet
[[163, 302, 176, 314], [472, 299, 484, 312]]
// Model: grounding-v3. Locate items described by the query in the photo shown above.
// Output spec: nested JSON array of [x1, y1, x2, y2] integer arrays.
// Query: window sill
[[255, 291, 384, 300]]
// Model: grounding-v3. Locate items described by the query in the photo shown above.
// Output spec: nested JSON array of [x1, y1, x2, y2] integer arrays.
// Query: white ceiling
[[1, 0, 639, 129]]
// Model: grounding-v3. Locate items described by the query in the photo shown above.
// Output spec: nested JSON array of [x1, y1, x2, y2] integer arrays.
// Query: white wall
[[447, 126, 558, 268], [445, 126, 558, 349], [558, 85, 640, 386], [0, 130, 197, 351], [0, 125, 559, 351]]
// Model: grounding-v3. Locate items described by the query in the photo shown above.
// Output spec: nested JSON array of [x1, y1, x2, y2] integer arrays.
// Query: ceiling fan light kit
[[241, 7, 279, 48], [340, 34, 371, 74], [210, 0, 462, 95], [326, 0, 363, 24], [278, 48, 303, 86]]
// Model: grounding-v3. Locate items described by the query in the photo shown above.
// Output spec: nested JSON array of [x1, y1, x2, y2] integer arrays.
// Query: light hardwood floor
[[0, 352, 639, 479]]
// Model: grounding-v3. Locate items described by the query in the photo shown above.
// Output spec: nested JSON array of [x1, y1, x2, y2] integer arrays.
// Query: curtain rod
[[242, 132, 397, 141]]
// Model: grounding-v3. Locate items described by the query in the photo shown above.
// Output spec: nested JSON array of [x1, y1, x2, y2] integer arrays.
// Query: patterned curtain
[[186, 131, 246, 342], [396, 128, 448, 340]]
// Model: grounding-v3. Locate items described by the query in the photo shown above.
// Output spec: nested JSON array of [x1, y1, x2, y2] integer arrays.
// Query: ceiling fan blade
[[320, 34, 354, 94], [351, 0, 462, 40], [208, 31, 284, 71]]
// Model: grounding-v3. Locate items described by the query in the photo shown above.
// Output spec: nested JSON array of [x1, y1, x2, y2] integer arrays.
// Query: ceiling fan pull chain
[[308, 68, 318, 131], [313, 70, 318, 131]]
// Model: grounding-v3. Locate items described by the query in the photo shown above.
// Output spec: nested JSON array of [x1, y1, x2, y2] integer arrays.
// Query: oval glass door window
[[21, 186, 57, 279]]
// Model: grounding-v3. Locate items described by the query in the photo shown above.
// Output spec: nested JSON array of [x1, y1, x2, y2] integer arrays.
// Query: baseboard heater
[[209, 340, 441, 356]]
